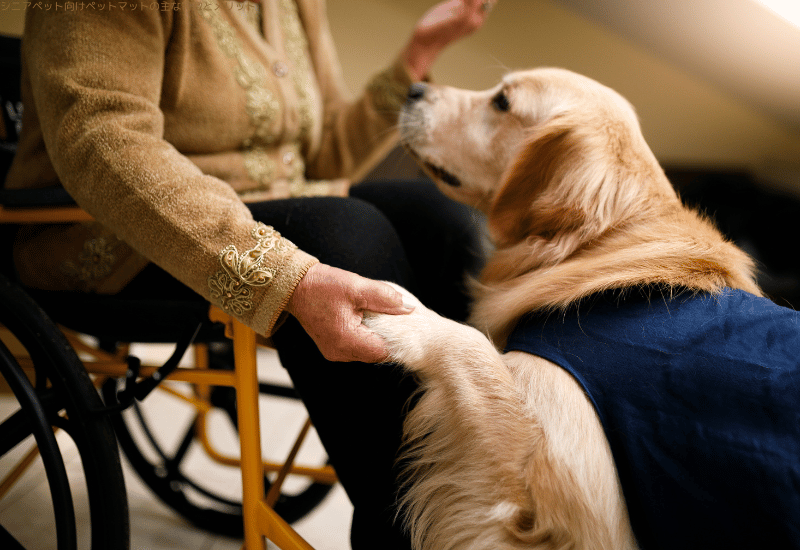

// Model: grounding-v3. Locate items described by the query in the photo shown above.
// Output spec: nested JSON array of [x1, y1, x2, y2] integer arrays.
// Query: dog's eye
[[491, 92, 510, 112]]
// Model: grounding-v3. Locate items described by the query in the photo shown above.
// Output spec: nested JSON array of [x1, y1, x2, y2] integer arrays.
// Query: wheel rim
[[0, 274, 129, 550], [0, 341, 77, 550], [103, 374, 334, 538]]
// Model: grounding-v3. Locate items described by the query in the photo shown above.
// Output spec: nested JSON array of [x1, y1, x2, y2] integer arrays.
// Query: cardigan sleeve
[[22, 5, 317, 337], [298, 0, 416, 184]]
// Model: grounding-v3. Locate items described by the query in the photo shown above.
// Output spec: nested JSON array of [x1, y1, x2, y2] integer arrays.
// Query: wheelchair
[[0, 33, 335, 550]]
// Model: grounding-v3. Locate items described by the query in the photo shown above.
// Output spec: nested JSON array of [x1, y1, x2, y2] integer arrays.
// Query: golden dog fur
[[364, 68, 761, 550]]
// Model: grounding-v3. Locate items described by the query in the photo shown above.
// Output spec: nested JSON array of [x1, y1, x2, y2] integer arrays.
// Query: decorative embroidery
[[203, 1, 315, 192], [200, 5, 280, 147], [208, 223, 294, 315], [290, 179, 333, 197], [367, 66, 410, 117], [240, 143, 306, 192], [4, 99, 23, 139], [283, 142, 306, 187], [278, 0, 314, 141], [62, 236, 118, 285], [243, 148, 277, 190]]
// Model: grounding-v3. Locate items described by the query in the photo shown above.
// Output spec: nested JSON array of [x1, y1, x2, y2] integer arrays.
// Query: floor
[[0, 344, 354, 550]]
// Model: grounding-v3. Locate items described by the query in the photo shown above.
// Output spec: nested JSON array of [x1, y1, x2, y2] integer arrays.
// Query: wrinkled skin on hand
[[285, 263, 414, 363]]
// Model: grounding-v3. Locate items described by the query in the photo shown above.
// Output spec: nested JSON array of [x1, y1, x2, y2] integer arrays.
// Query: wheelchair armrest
[[0, 186, 93, 223]]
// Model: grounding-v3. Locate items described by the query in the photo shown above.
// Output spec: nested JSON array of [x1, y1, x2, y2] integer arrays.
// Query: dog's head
[[400, 68, 676, 262]]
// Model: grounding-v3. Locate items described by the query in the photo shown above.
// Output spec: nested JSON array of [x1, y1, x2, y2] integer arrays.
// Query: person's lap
[[349, 179, 485, 322], [121, 179, 484, 548], [266, 179, 483, 547]]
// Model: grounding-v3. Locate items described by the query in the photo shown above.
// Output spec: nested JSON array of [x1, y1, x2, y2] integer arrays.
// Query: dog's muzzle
[[401, 83, 462, 188], [406, 82, 428, 106]]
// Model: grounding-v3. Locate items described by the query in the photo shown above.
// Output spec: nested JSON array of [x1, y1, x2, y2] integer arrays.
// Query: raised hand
[[403, 0, 497, 81]]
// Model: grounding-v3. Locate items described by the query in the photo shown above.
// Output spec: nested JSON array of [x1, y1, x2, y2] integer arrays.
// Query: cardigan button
[[282, 151, 295, 165], [272, 61, 289, 78]]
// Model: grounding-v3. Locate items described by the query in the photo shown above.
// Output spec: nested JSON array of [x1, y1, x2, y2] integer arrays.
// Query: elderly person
[[5, 0, 495, 546]]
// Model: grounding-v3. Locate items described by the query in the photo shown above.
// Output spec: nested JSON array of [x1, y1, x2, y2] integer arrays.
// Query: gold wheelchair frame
[[0, 204, 334, 549]]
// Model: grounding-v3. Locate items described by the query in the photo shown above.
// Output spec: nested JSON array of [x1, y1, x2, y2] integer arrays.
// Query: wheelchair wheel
[[0, 275, 129, 550], [102, 348, 334, 538]]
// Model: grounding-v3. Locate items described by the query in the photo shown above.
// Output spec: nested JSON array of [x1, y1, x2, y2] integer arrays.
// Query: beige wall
[[0, 8, 25, 35], [3, 1, 799, 190], [327, 0, 800, 192]]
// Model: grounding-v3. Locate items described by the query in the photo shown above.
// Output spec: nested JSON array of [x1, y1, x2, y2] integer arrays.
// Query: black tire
[[0, 274, 129, 550], [103, 360, 334, 538]]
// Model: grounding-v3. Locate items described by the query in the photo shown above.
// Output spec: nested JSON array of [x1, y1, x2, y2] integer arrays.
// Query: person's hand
[[285, 263, 414, 363], [403, 0, 497, 81]]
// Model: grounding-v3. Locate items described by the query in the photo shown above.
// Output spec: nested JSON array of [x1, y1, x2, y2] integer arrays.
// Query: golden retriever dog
[[364, 68, 800, 550]]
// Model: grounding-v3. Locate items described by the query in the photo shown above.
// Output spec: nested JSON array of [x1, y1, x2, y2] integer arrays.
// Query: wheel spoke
[[166, 417, 198, 471], [105, 359, 335, 535], [258, 382, 298, 400], [0, 387, 67, 457], [131, 400, 170, 462], [209, 385, 239, 428]]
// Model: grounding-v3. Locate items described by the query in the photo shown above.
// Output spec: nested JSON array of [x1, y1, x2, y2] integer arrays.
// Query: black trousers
[[123, 179, 485, 548]]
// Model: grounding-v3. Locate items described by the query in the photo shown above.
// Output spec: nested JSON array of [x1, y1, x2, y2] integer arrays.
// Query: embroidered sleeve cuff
[[253, 247, 319, 337], [207, 222, 318, 338]]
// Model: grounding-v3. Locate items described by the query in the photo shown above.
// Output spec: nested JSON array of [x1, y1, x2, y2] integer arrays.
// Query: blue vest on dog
[[505, 288, 800, 550]]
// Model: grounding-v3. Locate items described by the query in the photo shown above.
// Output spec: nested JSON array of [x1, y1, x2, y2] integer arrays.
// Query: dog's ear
[[489, 117, 656, 253], [488, 125, 586, 248]]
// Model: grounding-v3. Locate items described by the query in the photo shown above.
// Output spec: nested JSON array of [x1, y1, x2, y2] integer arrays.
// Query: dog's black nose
[[406, 82, 427, 104]]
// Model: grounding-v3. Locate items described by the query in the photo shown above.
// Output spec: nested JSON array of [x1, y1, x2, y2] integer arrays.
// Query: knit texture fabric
[[6, 0, 414, 336]]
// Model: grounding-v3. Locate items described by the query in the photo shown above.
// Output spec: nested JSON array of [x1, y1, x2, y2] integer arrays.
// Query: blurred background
[[324, 0, 800, 193], [3, 0, 799, 188]]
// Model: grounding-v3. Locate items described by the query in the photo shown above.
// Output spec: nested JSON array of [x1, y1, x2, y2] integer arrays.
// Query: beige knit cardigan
[[5, 0, 413, 337]]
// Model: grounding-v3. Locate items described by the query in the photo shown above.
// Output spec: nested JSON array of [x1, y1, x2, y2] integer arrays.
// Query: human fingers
[[355, 279, 416, 316], [337, 322, 393, 364], [417, 0, 492, 42], [285, 264, 408, 362], [304, 301, 391, 363]]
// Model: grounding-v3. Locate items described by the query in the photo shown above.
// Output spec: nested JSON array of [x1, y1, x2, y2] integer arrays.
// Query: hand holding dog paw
[[363, 286, 441, 368], [285, 263, 414, 363]]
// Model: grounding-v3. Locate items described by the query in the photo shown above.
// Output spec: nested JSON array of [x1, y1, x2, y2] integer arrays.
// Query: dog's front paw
[[363, 285, 440, 369]]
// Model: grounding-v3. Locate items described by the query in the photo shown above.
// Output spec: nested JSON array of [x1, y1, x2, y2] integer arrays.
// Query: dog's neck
[[470, 206, 762, 346]]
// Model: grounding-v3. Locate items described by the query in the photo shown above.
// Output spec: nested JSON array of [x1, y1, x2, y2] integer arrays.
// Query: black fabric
[[1, 34, 22, 183], [350, 179, 485, 322], [264, 180, 484, 549], [26, 289, 223, 343]]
